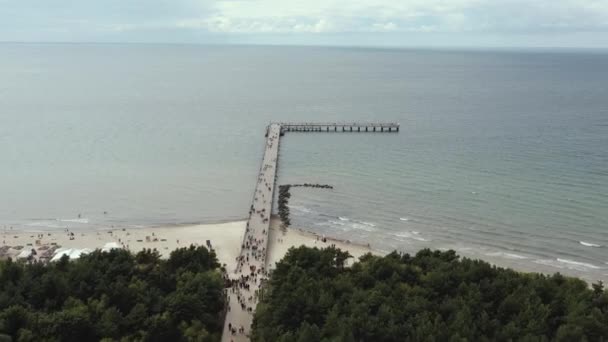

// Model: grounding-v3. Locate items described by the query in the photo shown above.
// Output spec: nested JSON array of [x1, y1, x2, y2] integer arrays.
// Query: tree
[[251, 247, 608, 341], [0, 245, 225, 341]]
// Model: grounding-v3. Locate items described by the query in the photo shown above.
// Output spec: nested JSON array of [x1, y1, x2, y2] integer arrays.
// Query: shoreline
[[2, 217, 252, 233], [2, 219, 605, 284], [0, 218, 377, 274]]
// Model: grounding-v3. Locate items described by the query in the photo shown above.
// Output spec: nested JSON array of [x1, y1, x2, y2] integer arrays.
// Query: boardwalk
[[222, 123, 281, 342], [221, 122, 398, 341], [280, 122, 399, 132]]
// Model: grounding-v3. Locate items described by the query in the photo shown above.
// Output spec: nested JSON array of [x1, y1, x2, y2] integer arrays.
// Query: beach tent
[[102, 242, 121, 252], [51, 248, 93, 261], [17, 249, 33, 259], [51, 248, 72, 261]]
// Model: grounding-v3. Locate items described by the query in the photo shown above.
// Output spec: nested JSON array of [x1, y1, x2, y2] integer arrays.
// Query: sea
[[1, 43, 607, 282]]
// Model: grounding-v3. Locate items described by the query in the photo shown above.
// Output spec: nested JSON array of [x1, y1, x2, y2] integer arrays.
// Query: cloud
[[1, 0, 608, 46], [170, 0, 608, 34]]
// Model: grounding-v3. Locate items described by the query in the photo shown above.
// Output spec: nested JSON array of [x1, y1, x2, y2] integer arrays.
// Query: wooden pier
[[222, 122, 398, 342], [222, 123, 281, 342], [278, 122, 399, 133]]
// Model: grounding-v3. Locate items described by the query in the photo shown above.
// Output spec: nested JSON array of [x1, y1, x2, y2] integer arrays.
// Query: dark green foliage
[[252, 247, 608, 341], [0, 246, 225, 341], [277, 185, 292, 226]]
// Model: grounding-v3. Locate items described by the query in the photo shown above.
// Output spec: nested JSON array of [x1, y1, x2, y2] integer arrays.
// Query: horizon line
[[1, 40, 608, 52]]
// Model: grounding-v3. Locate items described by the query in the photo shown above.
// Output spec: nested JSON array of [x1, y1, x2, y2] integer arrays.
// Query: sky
[[1, 0, 608, 48]]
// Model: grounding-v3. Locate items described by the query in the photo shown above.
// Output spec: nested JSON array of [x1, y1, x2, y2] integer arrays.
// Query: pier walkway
[[222, 122, 398, 341], [222, 123, 281, 342], [279, 122, 399, 133]]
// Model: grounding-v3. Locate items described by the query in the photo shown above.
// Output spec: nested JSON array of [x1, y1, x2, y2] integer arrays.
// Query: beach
[[3, 217, 606, 287], [0, 217, 376, 272]]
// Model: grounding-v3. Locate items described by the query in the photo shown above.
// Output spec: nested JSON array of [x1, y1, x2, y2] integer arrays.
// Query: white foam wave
[[579, 241, 601, 248], [352, 223, 375, 232], [485, 252, 528, 260], [316, 218, 377, 232], [287, 205, 313, 214], [557, 258, 601, 269], [314, 220, 347, 229], [60, 218, 89, 224], [535, 258, 601, 271], [394, 231, 428, 242], [25, 221, 65, 229], [399, 217, 410, 221]]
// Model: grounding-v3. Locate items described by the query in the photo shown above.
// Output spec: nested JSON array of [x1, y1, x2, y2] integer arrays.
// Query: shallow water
[[1, 43, 607, 282]]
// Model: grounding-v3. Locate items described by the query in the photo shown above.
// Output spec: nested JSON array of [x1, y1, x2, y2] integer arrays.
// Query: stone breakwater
[[277, 184, 334, 227]]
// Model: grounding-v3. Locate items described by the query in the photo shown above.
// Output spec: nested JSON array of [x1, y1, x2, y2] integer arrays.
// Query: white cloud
[[169, 0, 608, 34], [371, 22, 398, 32], [2, 0, 608, 46]]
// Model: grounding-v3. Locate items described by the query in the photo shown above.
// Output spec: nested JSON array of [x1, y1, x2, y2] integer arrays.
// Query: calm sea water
[[1, 44, 607, 282]]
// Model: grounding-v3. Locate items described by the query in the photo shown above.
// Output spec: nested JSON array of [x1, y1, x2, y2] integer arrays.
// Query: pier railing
[[274, 122, 400, 133]]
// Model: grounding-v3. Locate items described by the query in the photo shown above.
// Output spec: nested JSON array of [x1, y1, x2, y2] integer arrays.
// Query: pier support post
[[271, 122, 399, 135]]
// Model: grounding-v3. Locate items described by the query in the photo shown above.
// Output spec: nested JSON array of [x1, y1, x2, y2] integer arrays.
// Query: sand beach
[[0, 217, 377, 273]]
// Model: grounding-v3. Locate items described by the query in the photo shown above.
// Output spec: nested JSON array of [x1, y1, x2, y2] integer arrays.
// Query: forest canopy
[[0, 246, 225, 342], [1, 244, 607, 341], [252, 246, 608, 342]]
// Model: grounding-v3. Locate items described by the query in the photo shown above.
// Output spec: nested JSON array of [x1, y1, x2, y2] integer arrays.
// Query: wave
[[394, 231, 429, 242], [579, 241, 602, 248], [399, 217, 410, 221], [315, 218, 377, 232], [557, 258, 601, 270], [485, 251, 528, 260], [287, 205, 313, 214], [314, 220, 346, 229], [351, 223, 375, 232], [534, 258, 602, 271], [23, 217, 89, 228], [25, 221, 65, 229], [59, 218, 89, 224]]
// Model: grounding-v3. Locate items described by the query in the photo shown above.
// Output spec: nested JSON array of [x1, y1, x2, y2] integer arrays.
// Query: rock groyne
[[277, 184, 334, 227]]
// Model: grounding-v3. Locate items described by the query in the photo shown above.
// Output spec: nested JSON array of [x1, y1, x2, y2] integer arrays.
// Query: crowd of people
[[224, 124, 280, 340]]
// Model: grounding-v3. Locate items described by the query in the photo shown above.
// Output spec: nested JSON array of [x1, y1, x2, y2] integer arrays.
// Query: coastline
[[2, 218, 605, 284], [0, 217, 377, 273]]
